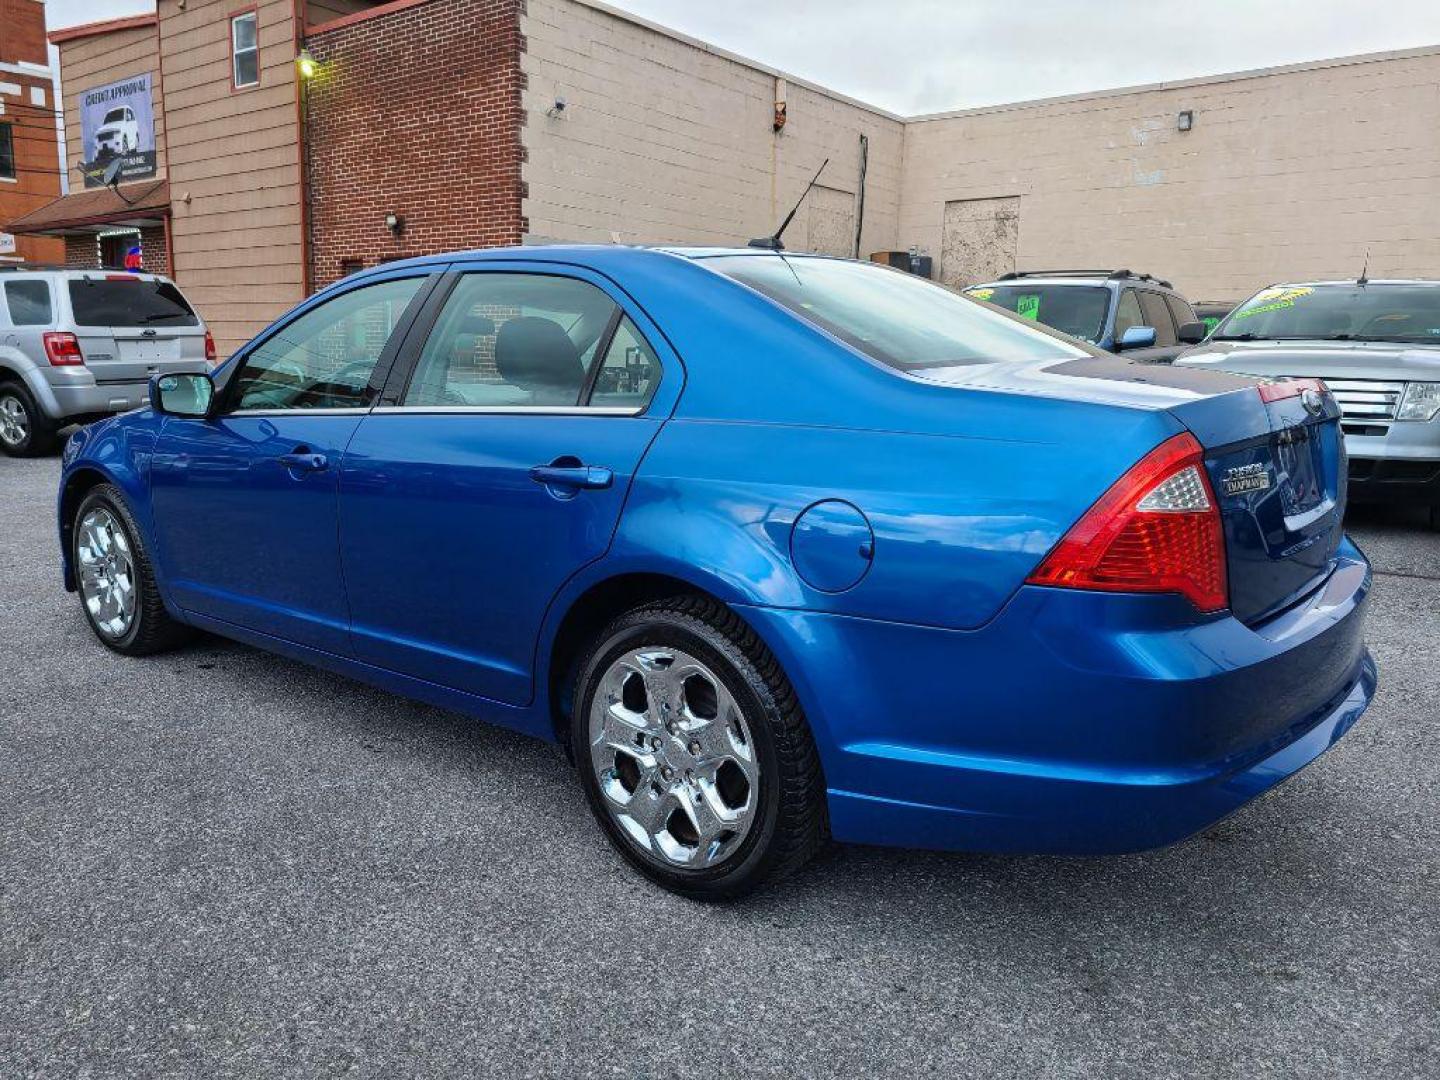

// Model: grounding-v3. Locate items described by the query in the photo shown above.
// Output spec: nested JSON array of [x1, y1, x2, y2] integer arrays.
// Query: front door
[[339, 268, 666, 705], [149, 273, 431, 652]]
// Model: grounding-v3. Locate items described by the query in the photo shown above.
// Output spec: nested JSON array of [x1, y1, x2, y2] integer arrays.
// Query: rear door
[[64, 274, 209, 388], [338, 264, 670, 705]]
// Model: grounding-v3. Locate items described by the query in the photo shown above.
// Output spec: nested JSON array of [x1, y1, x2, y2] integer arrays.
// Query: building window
[[0, 123, 15, 181], [231, 11, 259, 89]]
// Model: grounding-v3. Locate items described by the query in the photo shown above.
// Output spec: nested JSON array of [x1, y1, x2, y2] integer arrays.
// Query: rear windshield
[[1214, 284, 1440, 343], [68, 277, 199, 329], [966, 284, 1110, 344], [709, 256, 1086, 371]]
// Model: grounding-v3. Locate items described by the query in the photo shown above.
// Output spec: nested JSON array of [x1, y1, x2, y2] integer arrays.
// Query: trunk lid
[[1154, 373, 1346, 625], [1027, 356, 1347, 625], [66, 274, 208, 383]]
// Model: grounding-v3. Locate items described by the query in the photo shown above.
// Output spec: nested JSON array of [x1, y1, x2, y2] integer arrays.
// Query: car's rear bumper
[[737, 538, 1374, 855]]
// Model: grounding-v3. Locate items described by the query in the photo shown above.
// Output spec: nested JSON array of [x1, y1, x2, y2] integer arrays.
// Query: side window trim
[[214, 270, 439, 416], [380, 266, 660, 416], [579, 306, 625, 406]]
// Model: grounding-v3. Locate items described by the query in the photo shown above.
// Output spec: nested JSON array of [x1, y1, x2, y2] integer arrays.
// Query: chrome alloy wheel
[[76, 508, 136, 638], [589, 647, 760, 869], [0, 394, 28, 448]]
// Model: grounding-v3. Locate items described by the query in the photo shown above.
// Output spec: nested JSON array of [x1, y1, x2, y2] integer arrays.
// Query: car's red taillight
[[1027, 432, 1228, 613], [204, 330, 217, 366], [43, 332, 84, 367]]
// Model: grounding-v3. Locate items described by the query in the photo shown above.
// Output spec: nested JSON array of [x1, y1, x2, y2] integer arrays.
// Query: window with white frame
[[231, 11, 259, 89]]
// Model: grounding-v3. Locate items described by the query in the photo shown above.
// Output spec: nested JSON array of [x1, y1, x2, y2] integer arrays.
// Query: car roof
[[970, 275, 1179, 292], [1254, 279, 1440, 288], [336, 245, 863, 285], [0, 267, 170, 282]]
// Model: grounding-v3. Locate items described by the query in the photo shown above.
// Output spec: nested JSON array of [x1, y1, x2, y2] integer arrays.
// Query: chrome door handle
[[278, 452, 329, 472], [529, 464, 613, 490]]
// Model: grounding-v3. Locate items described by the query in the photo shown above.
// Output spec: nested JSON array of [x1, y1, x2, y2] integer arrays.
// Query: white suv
[[94, 107, 139, 157], [0, 268, 214, 456]]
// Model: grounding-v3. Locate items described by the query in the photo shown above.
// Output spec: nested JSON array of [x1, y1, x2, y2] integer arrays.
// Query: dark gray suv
[[966, 269, 1209, 363]]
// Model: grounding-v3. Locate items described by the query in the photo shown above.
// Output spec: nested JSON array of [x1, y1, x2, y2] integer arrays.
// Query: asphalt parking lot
[[1, 454, 1436, 1079]]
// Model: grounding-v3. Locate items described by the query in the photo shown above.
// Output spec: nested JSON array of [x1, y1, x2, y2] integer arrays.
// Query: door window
[[1112, 289, 1145, 339], [401, 273, 622, 408], [231, 276, 424, 411], [590, 316, 660, 408], [4, 281, 52, 326], [1137, 290, 1178, 347], [1165, 293, 1199, 330]]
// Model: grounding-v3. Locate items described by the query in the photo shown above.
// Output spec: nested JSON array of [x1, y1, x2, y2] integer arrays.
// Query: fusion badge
[[1222, 462, 1272, 497]]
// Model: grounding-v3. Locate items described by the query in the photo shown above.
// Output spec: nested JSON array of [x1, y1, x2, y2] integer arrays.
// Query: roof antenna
[[748, 158, 829, 251], [1358, 249, 1370, 286]]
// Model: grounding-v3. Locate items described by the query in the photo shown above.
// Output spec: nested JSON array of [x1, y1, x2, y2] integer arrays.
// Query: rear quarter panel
[[599, 253, 1188, 629]]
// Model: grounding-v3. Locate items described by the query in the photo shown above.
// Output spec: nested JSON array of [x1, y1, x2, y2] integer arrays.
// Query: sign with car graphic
[[78, 73, 156, 189]]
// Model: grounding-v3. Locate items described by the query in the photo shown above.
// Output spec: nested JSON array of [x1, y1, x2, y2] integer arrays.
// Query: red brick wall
[[304, 0, 527, 291], [0, 0, 48, 65]]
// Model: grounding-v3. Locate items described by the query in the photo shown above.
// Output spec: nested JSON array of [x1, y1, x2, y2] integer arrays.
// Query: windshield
[[966, 284, 1110, 343], [103, 109, 126, 124], [708, 256, 1088, 371], [68, 277, 199, 328], [1214, 284, 1440, 342]]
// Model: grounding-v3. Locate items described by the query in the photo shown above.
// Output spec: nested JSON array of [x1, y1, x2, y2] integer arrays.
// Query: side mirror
[[149, 372, 214, 418], [1177, 321, 1209, 345], [1116, 325, 1157, 352]]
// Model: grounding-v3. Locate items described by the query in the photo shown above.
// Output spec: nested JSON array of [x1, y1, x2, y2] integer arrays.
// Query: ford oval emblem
[[1301, 388, 1325, 416]]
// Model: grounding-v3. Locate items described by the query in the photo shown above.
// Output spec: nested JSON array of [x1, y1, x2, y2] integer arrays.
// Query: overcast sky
[[43, 0, 1440, 114]]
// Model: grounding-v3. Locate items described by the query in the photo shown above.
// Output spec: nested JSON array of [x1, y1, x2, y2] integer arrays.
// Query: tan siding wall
[[161, 0, 304, 354], [898, 49, 1440, 302], [57, 24, 166, 184], [521, 0, 904, 256]]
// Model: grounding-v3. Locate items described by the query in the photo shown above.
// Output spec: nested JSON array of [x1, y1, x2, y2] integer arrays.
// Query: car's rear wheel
[[73, 484, 191, 656], [0, 382, 57, 457], [572, 596, 826, 900]]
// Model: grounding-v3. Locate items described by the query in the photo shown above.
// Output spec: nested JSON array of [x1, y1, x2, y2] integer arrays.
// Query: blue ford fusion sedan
[[57, 246, 1375, 899]]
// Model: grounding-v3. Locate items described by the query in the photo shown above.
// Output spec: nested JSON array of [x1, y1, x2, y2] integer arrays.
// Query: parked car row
[[967, 269, 1440, 529]]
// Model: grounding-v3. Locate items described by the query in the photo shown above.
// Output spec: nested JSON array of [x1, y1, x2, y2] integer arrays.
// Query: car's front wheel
[[73, 484, 191, 656], [572, 596, 827, 900], [0, 382, 57, 457]]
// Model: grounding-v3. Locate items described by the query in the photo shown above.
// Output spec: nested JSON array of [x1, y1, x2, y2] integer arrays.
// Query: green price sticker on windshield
[[1017, 294, 1041, 321]]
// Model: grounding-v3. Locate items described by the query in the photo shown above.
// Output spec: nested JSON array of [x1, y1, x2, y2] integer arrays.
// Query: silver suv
[[0, 267, 212, 456], [1176, 280, 1440, 528]]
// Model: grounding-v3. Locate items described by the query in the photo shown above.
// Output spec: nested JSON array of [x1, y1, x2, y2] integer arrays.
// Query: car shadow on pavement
[[148, 614, 1366, 943]]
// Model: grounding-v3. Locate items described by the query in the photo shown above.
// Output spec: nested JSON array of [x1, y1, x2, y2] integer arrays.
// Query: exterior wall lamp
[[297, 48, 318, 81], [1177, 109, 1194, 132]]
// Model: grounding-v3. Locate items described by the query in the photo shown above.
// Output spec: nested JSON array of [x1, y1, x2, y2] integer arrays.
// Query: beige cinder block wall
[[899, 47, 1440, 302], [161, 0, 305, 355], [522, 0, 904, 256], [58, 23, 167, 187]]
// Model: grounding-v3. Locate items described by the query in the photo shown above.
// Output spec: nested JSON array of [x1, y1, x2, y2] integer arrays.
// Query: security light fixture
[[1177, 110, 1194, 132], [297, 48, 317, 80], [385, 213, 405, 236], [547, 94, 568, 119]]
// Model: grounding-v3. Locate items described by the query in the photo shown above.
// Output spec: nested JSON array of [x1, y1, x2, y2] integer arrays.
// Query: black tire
[[0, 381, 59, 457], [73, 484, 192, 656], [571, 595, 827, 900]]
